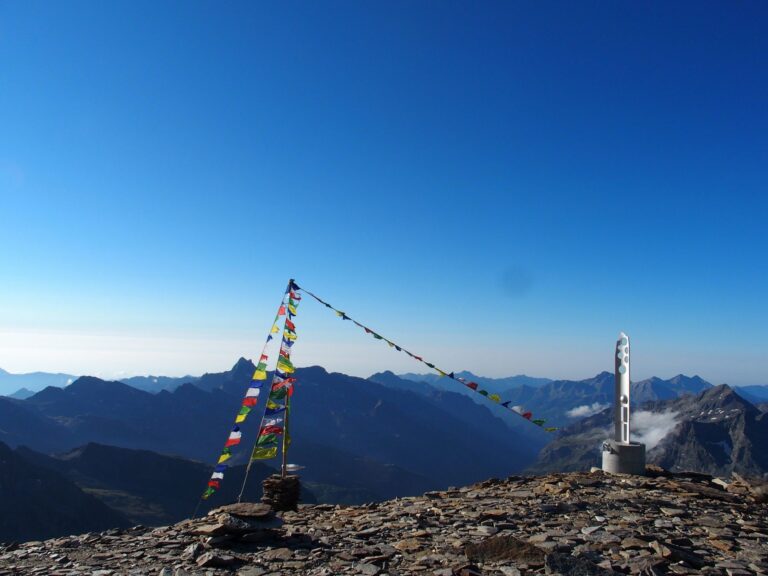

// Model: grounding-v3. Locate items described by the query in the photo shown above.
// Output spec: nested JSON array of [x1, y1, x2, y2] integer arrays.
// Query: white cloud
[[567, 402, 609, 418], [632, 410, 680, 450]]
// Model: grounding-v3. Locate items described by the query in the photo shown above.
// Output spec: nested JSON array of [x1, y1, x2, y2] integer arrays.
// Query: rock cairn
[[1, 468, 766, 575], [261, 474, 301, 512]]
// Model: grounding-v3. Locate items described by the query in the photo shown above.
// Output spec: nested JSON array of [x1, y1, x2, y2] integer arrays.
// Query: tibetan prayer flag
[[245, 387, 261, 398], [270, 386, 288, 400], [288, 304, 298, 315], [285, 319, 296, 331], [235, 405, 251, 420], [242, 397, 258, 407], [211, 471, 224, 480], [478, 390, 488, 396], [253, 370, 267, 381], [278, 305, 286, 316], [545, 427, 559, 432], [277, 357, 295, 374], [489, 394, 501, 403], [261, 425, 283, 435], [437, 369, 447, 377], [251, 446, 278, 460], [217, 448, 232, 464], [257, 433, 278, 445], [224, 428, 242, 447], [522, 412, 532, 420], [466, 382, 478, 390], [532, 419, 545, 426]]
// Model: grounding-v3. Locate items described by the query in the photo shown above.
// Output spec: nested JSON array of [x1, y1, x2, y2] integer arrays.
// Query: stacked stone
[[261, 474, 301, 512]]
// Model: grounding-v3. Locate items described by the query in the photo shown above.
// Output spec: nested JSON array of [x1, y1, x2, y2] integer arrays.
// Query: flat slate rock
[[208, 502, 273, 519]]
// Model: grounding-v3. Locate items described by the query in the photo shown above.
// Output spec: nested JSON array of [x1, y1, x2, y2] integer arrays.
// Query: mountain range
[[0, 368, 75, 397], [530, 384, 768, 478], [0, 359, 540, 510], [3, 358, 767, 543], [398, 370, 716, 428]]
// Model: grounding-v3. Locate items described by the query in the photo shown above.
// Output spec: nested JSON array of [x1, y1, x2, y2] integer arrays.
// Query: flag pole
[[281, 390, 290, 478]]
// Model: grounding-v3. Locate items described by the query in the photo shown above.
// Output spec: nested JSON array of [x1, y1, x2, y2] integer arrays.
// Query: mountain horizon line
[[3, 357, 761, 394]]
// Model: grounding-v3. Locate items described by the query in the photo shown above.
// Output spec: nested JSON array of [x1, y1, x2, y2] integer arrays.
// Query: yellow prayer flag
[[489, 394, 501, 403], [277, 361, 295, 374], [217, 453, 231, 464], [271, 324, 280, 334], [253, 369, 267, 380]]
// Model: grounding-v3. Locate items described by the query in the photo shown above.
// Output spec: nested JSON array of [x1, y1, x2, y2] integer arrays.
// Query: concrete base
[[601, 440, 646, 476]]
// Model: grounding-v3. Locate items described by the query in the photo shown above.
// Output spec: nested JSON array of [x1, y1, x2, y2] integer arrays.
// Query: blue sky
[[1, 1, 766, 384]]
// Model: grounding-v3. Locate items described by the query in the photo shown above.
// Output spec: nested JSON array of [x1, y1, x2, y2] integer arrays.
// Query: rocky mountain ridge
[[0, 469, 766, 576], [530, 385, 768, 478]]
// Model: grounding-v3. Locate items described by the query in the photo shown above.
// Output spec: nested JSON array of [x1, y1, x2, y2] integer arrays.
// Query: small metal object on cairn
[[261, 474, 301, 512]]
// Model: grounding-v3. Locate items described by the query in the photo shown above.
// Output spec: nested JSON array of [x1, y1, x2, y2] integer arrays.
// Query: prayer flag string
[[293, 282, 558, 432], [201, 280, 294, 500], [250, 283, 301, 461]]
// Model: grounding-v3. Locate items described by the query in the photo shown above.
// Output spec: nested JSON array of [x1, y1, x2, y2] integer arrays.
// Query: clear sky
[[1, 1, 766, 385]]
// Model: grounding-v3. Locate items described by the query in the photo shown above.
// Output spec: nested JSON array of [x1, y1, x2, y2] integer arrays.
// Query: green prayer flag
[[257, 433, 278, 445], [251, 446, 278, 460]]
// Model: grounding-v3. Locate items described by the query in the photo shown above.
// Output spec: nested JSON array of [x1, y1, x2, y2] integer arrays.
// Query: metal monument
[[601, 332, 646, 475]]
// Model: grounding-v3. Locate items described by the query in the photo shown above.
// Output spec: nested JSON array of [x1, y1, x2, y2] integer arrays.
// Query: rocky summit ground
[[1, 469, 766, 576]]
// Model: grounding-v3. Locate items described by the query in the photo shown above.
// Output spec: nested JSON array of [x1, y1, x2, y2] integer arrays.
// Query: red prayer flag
[[261, 425, 283, 435], [522, 412, 532, 420], [467, 382, 478, 390], [242, 397, 258, 407]]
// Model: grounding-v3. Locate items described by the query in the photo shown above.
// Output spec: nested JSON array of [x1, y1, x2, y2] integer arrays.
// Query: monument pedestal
[[601, 440, 646, 476]]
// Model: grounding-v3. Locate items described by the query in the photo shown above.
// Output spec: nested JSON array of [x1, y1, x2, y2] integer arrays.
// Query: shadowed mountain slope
[[0, 441, 130, 542]]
